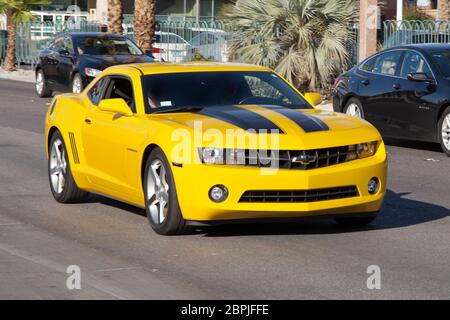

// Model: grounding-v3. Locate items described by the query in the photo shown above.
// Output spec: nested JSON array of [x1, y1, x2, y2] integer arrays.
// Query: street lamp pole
[[397, 0, 403, 21]]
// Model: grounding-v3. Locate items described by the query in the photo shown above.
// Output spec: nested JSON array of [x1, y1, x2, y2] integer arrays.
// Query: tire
[[344, 97, 364, 119], [48, 131, 88, 203], [35, 69, 52, 98], [334, 214, 377, 227], [438, 106, 450, 157], [143, 148, 191, 235], [72, 73, 84, 94]]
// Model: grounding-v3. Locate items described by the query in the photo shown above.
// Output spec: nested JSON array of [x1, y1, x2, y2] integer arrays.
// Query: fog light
[[209, 185, 228, 202], [368, 178, 379, 195]]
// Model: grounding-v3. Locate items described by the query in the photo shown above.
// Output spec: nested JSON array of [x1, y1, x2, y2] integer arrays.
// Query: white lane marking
[[0, 222, 22, 226], [94, 267, 141, 273]]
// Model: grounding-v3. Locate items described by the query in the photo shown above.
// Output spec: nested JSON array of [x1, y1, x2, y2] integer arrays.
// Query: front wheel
[[438, 106, 450, 157], [72, 73, 84, 94], [144, 148, 191, 235], [48, 131, 88, 203], [36, 69, 52, 98], [344, 98, 364, 119]]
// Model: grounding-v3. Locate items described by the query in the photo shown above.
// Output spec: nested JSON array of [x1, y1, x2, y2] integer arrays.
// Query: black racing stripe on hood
[[260, 105, 329, 132], [197, 106, 284, 133]]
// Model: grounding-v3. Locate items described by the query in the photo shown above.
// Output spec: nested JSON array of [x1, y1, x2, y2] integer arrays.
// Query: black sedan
[[35, 32, 154, 97], [333, 44, 450, 156]]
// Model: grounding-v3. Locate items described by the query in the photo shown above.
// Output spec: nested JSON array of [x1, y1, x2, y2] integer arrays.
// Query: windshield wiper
[[151, 106, 204, 114]]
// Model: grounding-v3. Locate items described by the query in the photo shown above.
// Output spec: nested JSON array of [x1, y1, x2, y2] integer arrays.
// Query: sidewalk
[[0, 68, 35, 83]]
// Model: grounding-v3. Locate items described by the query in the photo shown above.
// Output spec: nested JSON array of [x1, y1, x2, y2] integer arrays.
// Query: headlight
[[84, 67, 102, 77], [356, 142, 377, 158], [347, 142, 377, 160], [200, 148, 224, 164], [200, 148, 248, 165]]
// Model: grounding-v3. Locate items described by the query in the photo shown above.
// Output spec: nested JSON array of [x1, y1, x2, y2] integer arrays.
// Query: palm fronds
[[223, 0, 356, 90]]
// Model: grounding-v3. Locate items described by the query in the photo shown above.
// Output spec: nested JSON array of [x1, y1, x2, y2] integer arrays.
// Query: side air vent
[[68, 132, 80, 164]]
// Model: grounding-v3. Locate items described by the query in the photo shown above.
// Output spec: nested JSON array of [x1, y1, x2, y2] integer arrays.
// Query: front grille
[[220, 145, 354, 170], [277, 146, 353, 170], [239, 186, 359, 203]]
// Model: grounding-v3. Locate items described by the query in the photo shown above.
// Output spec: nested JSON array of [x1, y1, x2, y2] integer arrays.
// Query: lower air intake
[[239, 186, 359, 203]]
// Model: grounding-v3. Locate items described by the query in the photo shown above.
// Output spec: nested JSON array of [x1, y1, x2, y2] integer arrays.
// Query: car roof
[[66, 32, 125, 38], [104, 62, 272, 75], [387, 43, 450, 51]]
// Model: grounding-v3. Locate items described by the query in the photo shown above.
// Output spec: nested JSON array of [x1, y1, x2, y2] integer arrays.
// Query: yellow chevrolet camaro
[[45, 62, 387, 235]]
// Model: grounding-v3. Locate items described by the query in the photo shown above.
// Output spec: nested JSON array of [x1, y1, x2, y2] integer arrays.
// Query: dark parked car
[[35, 32, 154, 97], [333, 44, 450, 156]]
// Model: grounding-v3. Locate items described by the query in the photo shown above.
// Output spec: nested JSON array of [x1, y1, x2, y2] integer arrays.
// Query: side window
[[63, 37, 73, 54], [88, 77, 107, 105], [373, 51, 403, 76], [361, 56, 377, 72], [400, 51, 432, 79], [51, 37, 64, 50], [103, 77, 135, 113]]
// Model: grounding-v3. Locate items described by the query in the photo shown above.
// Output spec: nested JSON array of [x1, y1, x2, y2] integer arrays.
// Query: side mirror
[[98, 98, 133, 117], [144, 49, 154, 58], [407, 72, 434, 83], [303, 92, 321, 106], [58, 49, 71, 56]]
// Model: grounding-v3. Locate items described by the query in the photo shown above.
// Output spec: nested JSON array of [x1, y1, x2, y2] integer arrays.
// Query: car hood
[[148, 105, 382, 150], [80, 54, 153, 70]]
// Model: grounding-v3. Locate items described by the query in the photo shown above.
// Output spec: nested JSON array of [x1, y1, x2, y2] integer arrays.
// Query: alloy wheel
[[442, 114, 450, 150], [346, 103, 362, 118], [147, 159, 170, 225], [49, 139, 67, 194], [36, 71, 44, 95], [72, 76, 82, 94]]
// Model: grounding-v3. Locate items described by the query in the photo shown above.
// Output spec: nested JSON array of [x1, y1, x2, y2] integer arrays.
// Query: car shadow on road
[[384, 138, 442, 153], [199, 189, 450, 237], [85, 189, 449, 237]]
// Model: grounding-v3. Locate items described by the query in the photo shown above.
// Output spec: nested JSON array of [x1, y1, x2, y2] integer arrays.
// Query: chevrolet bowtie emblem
[[292, 154, 317, 165]]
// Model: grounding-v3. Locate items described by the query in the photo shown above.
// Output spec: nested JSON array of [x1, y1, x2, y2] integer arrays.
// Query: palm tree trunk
[[3, 9, 17, 71], [438, 0, 449, 20], [107, 0, 124, 34], [134, 0, 156, 51]]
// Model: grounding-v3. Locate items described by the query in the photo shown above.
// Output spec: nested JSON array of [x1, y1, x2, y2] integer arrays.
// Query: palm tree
[[438, 0, 449, 21], [0, 0, 49, 71], [107, 0, 123, 34], [133, 0, 156, 51], [222, 0, 356, 90]]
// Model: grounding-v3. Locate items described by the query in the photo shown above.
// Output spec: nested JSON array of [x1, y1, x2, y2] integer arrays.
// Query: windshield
[[142, 71, 310, 113], [430, 50, 450, 78], [76, 37, 143, 56]]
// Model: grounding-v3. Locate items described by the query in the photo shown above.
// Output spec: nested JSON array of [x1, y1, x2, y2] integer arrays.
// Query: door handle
[[361, 79, 370, 85], [85, 118, 92, 124], [393, 84, 401, 90]]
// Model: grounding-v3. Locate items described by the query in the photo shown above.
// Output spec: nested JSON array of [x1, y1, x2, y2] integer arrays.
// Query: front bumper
[[173, 142, 387, 222]]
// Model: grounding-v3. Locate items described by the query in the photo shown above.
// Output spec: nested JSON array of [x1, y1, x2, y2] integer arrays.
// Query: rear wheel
[[438, 106, 450, 157], [344, 98, 364, 119], [72, 73, 84, 94], [334, 214, 377, 227], [144, 148, 191, 235], [36, 69, 52, 98], [48, 131, 88, 203]]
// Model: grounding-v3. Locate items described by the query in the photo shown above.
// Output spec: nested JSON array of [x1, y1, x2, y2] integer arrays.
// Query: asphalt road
[[0, 79, 449, 300]]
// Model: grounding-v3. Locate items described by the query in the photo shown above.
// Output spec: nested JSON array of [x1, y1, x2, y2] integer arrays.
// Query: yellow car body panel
[[45, 62, 387, 223]]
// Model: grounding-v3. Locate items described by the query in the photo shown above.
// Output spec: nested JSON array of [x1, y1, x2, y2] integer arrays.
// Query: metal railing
[[0, 20, 228, 67], [0, 18, 360, 69], [383, 20, 450, 48], [0, 20, 104, 67]]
